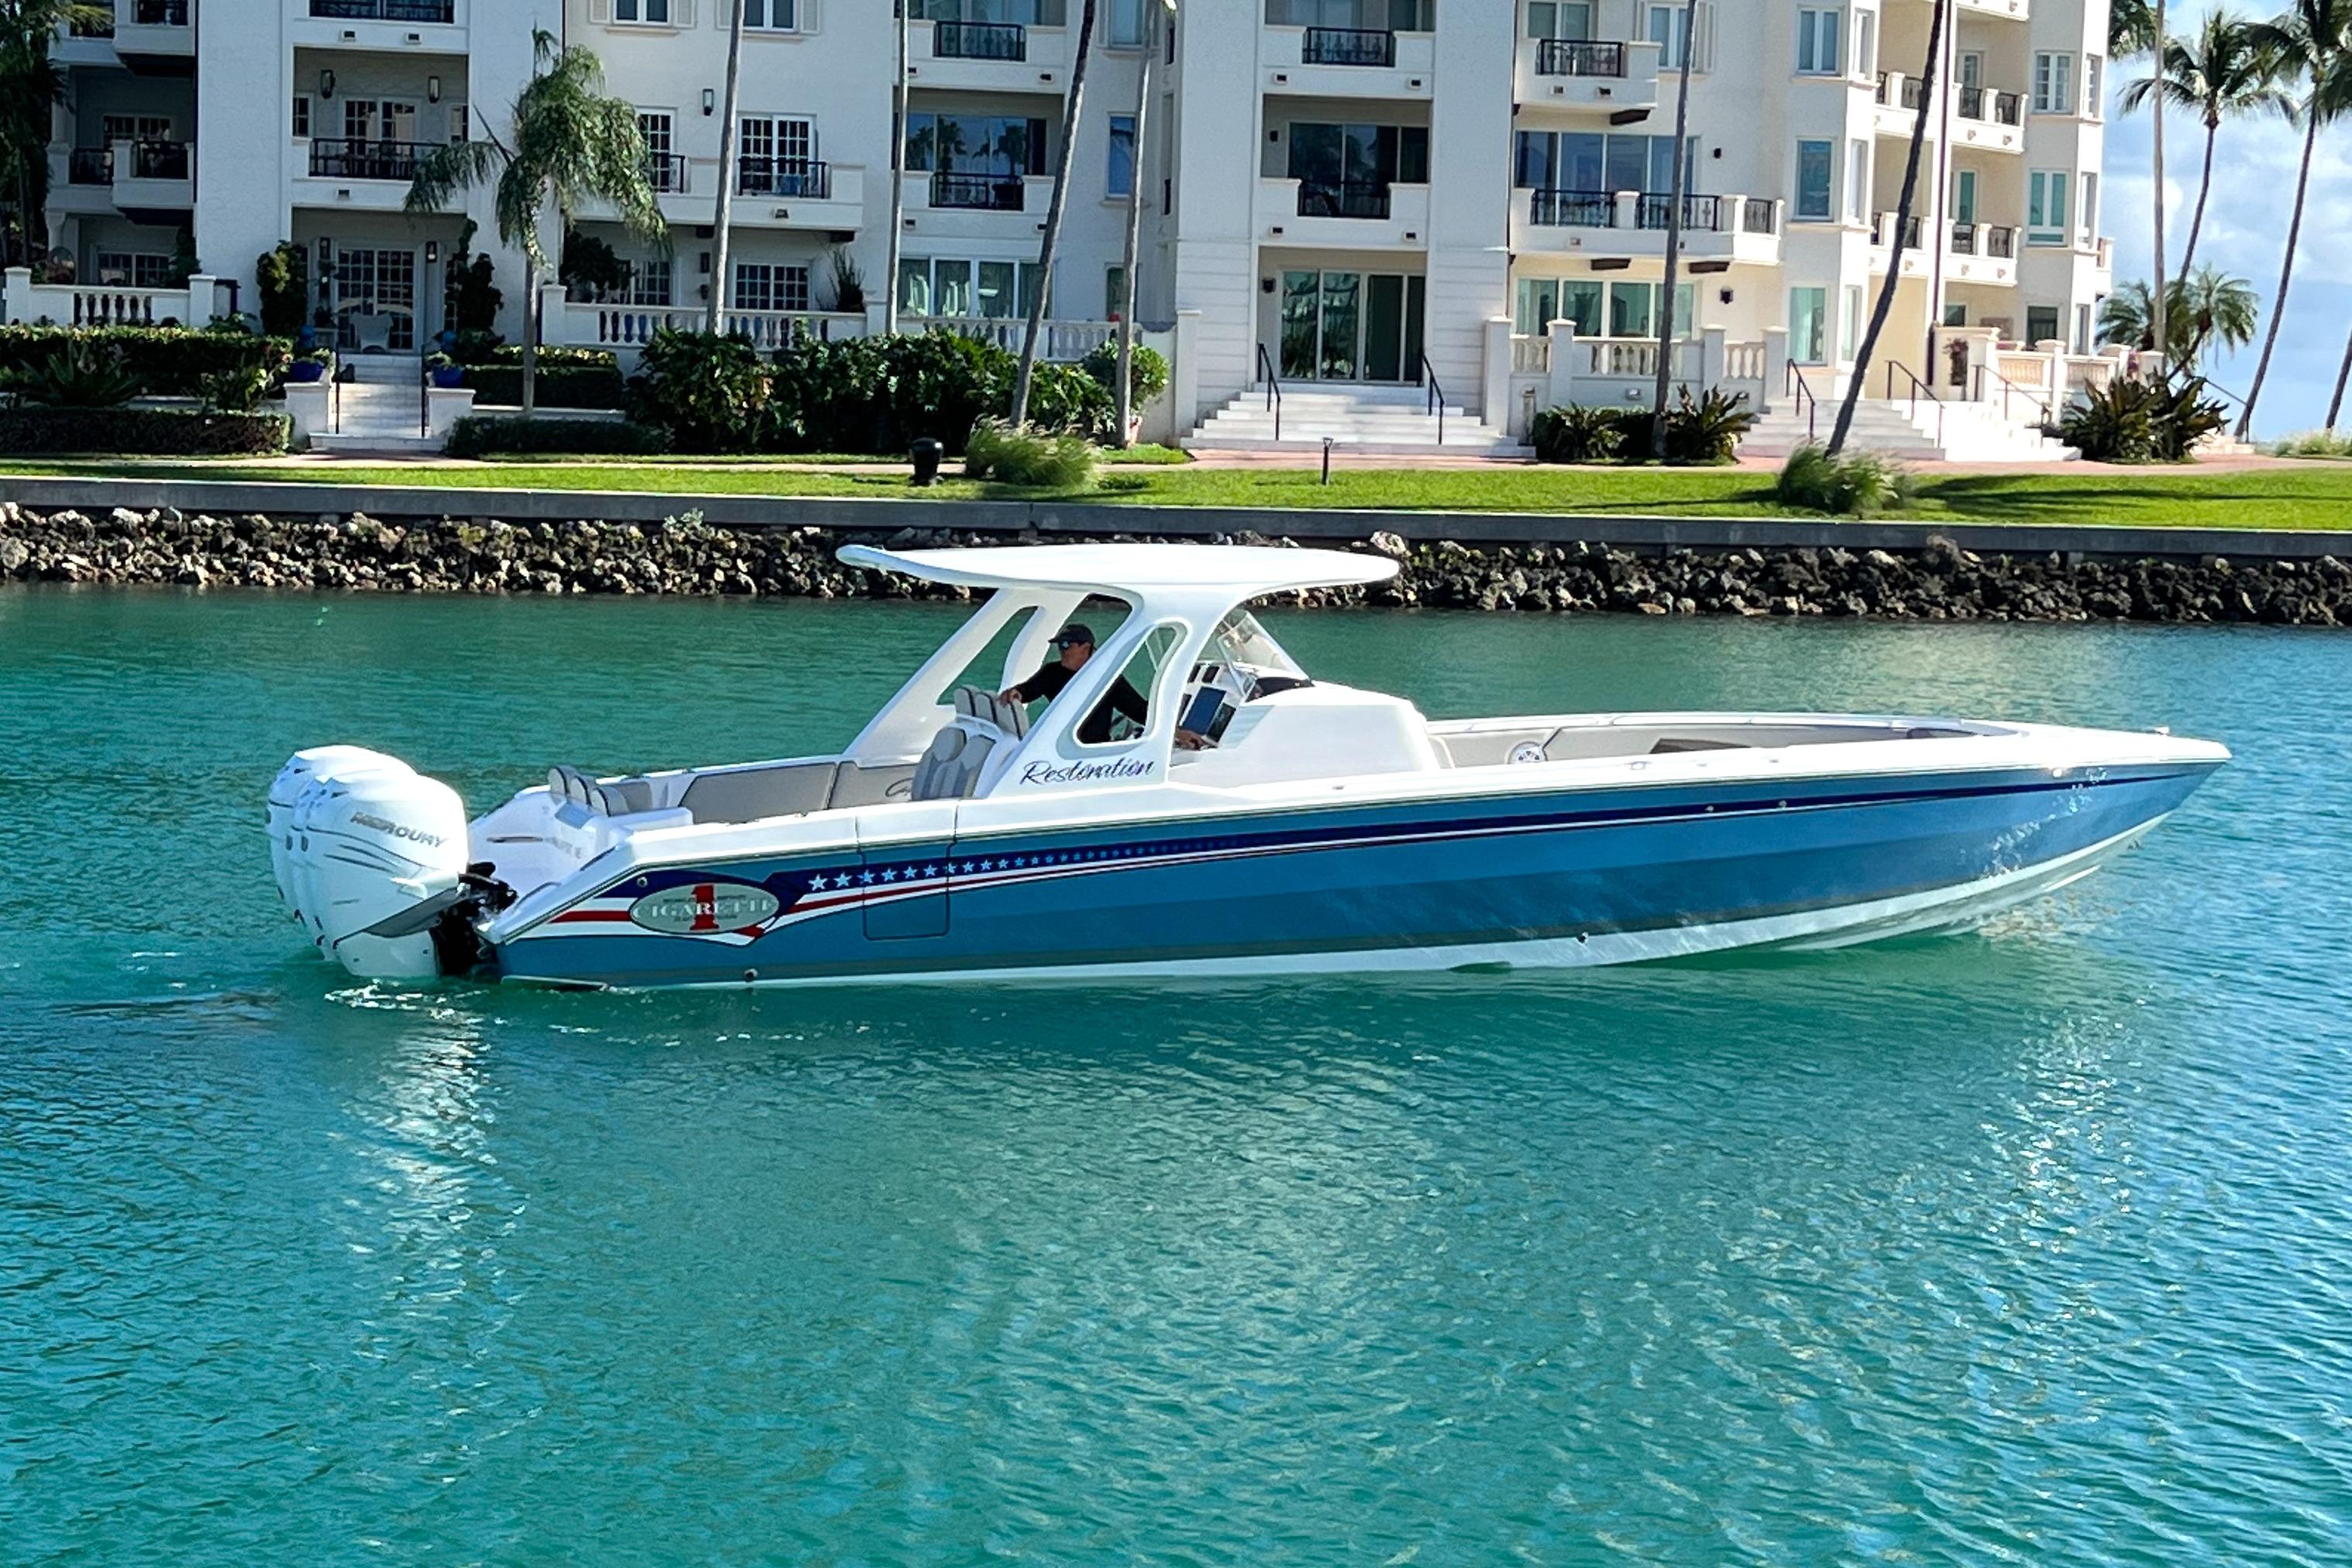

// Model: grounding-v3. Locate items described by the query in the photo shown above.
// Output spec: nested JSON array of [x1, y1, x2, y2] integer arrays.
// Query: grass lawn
[[5, 456, 2350, 530]]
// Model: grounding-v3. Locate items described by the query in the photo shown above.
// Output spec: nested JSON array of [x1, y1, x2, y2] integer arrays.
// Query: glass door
[[334, 246, 418, 352], [1276, 270, 1424, 383], [1317, 271, 1360, 380], [1281, 270, 1321, 380]]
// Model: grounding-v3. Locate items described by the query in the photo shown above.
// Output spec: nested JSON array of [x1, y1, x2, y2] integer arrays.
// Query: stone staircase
[[1741, 396, 2078, 462], [1186, 383, 1530, 457], [307, 354, 442, 456]]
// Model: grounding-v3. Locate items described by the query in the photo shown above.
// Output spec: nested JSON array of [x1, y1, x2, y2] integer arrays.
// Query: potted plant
[[425, 351, 466, 389], [288, 347, 334, 383]]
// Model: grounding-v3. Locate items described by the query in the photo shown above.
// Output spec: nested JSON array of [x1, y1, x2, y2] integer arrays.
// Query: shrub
[[2, 344, 142, 408], [628, 328, 772, 452], [826, 248, 866, 313], [463, 363, 628, 409], [1531, 404, 1625, 463], [1775, 443, 1914, 517], [2059, 373, 2228, 463], [444, 414, 671, 459], [559, 229, 630, 298], [198, 362, 270, 413], [1080, 339, 1171, 408], [768, 329, 1015, 453], [256, 242, 307, 337], [0, 407, 289, 455], [1660, 387, 1758, 463], [443, 224, 503, 336], [0, 325, 291, 398], [1023, 360, 1116, 439], [2271, 428, 2352, 459], [963, 418, 1096, 487]]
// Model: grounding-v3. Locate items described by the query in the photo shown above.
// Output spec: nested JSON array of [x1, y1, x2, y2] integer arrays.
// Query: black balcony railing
[[67, 147, 113, 184], [930, 170, 1026, 210], [1900, 77, 1926, 110], [1302, 26, 1394, 66], [1298, 180, 1391, 218], [1637, 192, 1719, 231], [934, 20, 1026, 60], [1742, 197, 1777, 234], [131, 139, 189, 179], [1958, 84, 1985, 119], [1993, 91, 2024, 125], [738, 157, 830, 198], [1951, 221, 1979, 255], [134, 0, 189, 23], [310, 0, 456, 21], [1535, 39, 1626, 77], [308, 138, 438, 181], [1529, 187, 1613, 227], [1875, 70, 1889, 103], [1896, 213, 1924, 249], [1986, 225, 2017, 258]]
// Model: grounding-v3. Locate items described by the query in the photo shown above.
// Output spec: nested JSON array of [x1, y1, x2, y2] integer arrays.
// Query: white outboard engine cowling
[[271, 748, 471, 982]]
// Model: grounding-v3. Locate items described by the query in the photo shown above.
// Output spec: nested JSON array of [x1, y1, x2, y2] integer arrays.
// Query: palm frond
[[404, 138, 500, 217]]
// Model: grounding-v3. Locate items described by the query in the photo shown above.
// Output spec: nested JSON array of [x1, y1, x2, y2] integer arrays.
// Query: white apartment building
[[19, 0, 2114, 449]]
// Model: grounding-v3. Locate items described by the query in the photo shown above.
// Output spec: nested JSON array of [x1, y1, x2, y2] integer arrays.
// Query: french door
[[1279, 270, 1425, 383], [333, 246, 419, 352]]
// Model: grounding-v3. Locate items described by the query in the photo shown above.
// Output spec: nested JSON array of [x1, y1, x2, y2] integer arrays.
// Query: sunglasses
[[1053, 635, 1092, 649]]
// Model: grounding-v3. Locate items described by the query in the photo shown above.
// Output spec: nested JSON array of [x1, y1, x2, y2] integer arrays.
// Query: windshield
[[1208, 610, 1305, 679]]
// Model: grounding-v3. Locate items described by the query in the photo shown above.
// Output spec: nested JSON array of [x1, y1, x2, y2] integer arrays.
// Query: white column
[[1170, 308, 1202, 434], [1700, 326, 1728, 393], [1480, 315, 1511, 422], [1546, 319, 1577, 407], [2, 266, 29, 325], [1762, 328, 1790, 414]]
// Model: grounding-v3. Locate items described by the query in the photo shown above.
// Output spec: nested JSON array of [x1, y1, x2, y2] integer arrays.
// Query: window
[[733, 262, 811, 313], [1106, 263, 1126, 320], [1795, 139, 1832, 220], [899, 257, 1048, 318], [1108, 113, 1135, 198], [1790, 286, 1828, 364], [744, 0, 795, 26], [96, 251, 173, 287], [1287, 122, 1430, 200], [1646, 2, 1690, 69], [1109, 0, 1146, 45], [2027, 304, 2060, 345], [631, 256, 673, 306], [1515, 277, 1604, 335], [1514, 130, 1693, 192], [2028, 168, 2068, 243], [2086, 54, 2103, 115], [102, 114, 174, 143], [1953, 169, 1975, 225], [1796, 8, 1839, 74], [2033, 52, 2074, 114], [1854, 9, 1873, 76], [451, 105, 469, 142], [905, 112, 1050, 177], [639, 110, 674, 186], [1527, 1, 1593, 38], [614, 0, 672, 22], [1845, 138, 1867, 222], [741, 115, 819, 193], [2082, 170, 2098, 239], [1841, 284, 1864, 359], [291, 96, 310, 138]]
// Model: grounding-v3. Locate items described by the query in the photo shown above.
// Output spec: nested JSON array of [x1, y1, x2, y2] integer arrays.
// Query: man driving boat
[[1000, 624, 1209, 748]]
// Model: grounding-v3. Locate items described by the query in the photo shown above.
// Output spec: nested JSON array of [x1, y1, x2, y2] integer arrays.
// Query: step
[[1194, 436, 1534, 458], [307, 432, 445, 456]]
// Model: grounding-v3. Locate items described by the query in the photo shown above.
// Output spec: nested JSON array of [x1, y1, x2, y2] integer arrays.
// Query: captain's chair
[[911, 686, 1030, 800]]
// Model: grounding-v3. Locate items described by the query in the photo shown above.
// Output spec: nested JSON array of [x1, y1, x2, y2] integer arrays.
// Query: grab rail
[[1256, 342, 1284, 443], [1885, 359, 1945, 449], [1421, 352, 1446, 446], [1972, 362, 2052, 426], [1786, 360, 1818, 442]]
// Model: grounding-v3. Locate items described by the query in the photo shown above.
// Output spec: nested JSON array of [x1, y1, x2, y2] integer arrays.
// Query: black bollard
[[910, 438, 944, 487]]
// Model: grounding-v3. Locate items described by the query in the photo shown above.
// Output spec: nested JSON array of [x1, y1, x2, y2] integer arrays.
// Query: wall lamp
[[702, 88, 716, 115], [425, 240, 439, 265], [427, 75, 442, 103], [318, 68, 336, 98]]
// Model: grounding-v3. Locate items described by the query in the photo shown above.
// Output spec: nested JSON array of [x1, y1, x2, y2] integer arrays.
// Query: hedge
[[444, 414, 670, 458], [0, 407, 290, 456], [463, 363, 628, 409], [0, 325, 291, 397]]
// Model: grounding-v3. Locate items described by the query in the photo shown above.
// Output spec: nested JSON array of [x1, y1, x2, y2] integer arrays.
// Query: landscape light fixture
[[703, 88, 716, 115], [318, 68, 335, 98], [427, 75, 442, 102]]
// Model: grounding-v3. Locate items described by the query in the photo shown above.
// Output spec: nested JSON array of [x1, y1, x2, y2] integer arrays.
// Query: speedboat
[[268, 542, 2228, 989]]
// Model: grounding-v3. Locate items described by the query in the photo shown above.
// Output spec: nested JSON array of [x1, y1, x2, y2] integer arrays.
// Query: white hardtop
[[835, 542, 1400, 606]]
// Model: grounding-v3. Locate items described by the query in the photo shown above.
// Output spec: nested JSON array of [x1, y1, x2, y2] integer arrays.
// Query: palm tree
[[885, 0, 910, 334], [1648, 0, 1700, 456], [2113, 0, 2162, 55], [1112, 0, 1175, 449], [707, 0, 748, 332], [406, 30, 664, 415], [1010, 0, 1100, 428], [2151, 0, 2168, 373], [2235, 0, 2352, 437], [2099, 266, 2259, 364], [0, 4, 105, 269], [1831, 0, 1947, 456], [2120, 11, 2287, 285]]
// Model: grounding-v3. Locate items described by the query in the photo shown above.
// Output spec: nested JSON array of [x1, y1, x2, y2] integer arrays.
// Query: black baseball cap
[[1052, 624, 1095, 648]]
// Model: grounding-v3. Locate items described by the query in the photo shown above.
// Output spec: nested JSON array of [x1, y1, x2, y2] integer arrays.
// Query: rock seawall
[[2, 504, 2347, 626]]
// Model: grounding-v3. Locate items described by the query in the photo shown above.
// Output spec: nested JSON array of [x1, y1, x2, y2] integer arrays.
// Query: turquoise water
[[2, 588, 2348, 1565]]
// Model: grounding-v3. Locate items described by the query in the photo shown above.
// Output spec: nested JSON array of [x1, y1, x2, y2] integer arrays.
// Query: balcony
[[1257, 175, 1429, 247], [67, 147, 113, 186], [294, 138, 455, 210], [901, 167, 1053, 238], [1869, 210, 1931, 277], [930, 170, 1025, 211], [1513, 188, 1783, 264], [934, 20, 1024, 60], [115, 0, 193, 67], [1517, 35, 1660, 112], [1945, 220, 2020, 286], [735, 160, 863, 229], [1301, 26, 1392, 67], [58, 138, 194, 217], [1261, 22, 1435, 98], [1951, 84, 2027, 153], [293, 0, 463, 50], [647, 153, 687, 194], [311, 0, 456, 19], [738, 158, 830, 199]]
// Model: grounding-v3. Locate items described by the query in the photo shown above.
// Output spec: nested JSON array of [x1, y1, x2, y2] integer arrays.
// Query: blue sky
[[2100, 3, 2352, 436]]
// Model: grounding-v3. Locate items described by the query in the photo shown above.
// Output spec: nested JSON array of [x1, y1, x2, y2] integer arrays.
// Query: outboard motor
[[269, 748, 474, 981]]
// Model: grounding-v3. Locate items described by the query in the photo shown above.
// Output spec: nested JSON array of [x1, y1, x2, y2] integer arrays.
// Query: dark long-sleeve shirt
[[1009, 659, 1149, 744]]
